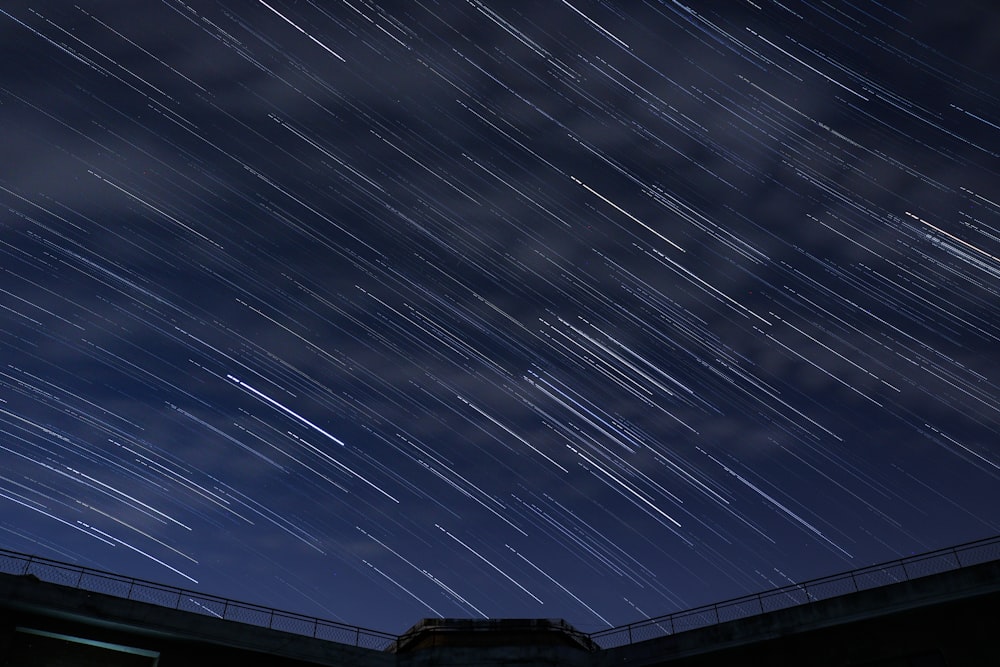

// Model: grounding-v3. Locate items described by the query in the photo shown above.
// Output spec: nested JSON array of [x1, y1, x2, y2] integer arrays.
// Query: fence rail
[[2, 533, 999, 652], [0, 547, 397, 650], [589, 534, 1000, 648]]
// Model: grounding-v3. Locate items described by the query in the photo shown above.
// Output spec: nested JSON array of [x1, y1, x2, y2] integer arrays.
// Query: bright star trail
[[1, 1, 998, 634]]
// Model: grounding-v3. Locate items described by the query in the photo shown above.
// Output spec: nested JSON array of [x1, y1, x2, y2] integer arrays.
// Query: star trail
[[0, 0, 998, 633]]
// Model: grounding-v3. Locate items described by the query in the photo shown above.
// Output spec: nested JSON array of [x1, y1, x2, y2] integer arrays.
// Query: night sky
[[1, 0, 998, 635]]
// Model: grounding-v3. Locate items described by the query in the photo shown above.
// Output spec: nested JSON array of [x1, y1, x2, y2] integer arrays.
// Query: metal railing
[[0, 547, 397, 650], [2, 533, 998, 652], [589, 534, 1000, 648]]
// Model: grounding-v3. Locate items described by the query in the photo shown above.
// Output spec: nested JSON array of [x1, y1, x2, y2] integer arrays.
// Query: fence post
[[953, 547, 963, 567], [757, 593, 764, 614], [75, 569, 85, 588], [669, 615, 675, 635], [714, 604, 720, 623], [627, 624, 632, 644], [900, 560, 909, 581], [268, 609, 275, 630], [356, 627, 361, 647], [223, 600, 229, 620], [23, 555, 33, 575]]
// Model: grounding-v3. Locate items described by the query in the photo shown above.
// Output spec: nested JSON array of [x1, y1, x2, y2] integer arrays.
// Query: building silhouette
[[1, 536, 997, 665]]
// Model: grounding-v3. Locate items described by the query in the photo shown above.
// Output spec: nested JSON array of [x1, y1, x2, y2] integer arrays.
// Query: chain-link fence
[[590, 534, 1000, 649], [0, 548, 396, 650]]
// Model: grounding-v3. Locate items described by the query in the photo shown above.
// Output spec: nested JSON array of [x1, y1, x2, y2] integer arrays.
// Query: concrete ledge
[[0, 572, 394, 667], [596, 559, 1000, 666], [2, 554, 998, 666], [392, 618, 598, 652]]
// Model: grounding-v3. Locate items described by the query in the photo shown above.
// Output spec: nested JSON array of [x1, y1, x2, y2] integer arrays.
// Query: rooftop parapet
[[391, 617, 599, 652]]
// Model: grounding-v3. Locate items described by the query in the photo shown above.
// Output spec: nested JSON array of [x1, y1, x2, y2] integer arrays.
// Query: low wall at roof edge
[[1, 556, 999, 666], [591, 558, 1000, 667], [0, 570, 395, 667]]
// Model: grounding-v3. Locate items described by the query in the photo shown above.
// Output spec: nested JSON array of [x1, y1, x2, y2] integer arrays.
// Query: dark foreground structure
[[1, 536, 998, 666]]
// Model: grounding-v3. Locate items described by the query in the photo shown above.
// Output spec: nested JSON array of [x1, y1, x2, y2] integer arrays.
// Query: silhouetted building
[[1, 537, 997, 665]]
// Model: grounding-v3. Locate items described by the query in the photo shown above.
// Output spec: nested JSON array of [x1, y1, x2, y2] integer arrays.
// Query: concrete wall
[[595, 559, 1000, 666], [0, 572, 395, 667]]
